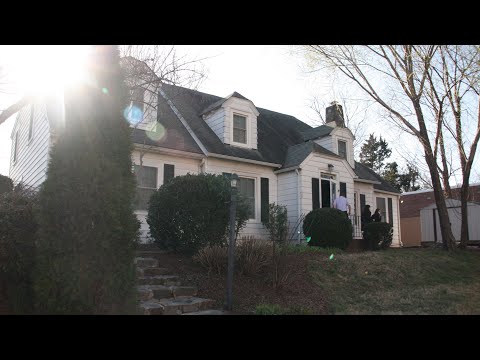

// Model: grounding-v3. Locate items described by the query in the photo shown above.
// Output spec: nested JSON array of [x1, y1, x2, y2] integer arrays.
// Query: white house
[[8, 79, 402, 246]]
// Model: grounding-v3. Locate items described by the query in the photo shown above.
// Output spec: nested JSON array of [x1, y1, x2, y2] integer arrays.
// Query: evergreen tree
[[35, 46, 140, 314], [398, 163, 421, 192], [359, 134, 392, 173], [0, 175, 13, 195], [383, 162, 401, 191]]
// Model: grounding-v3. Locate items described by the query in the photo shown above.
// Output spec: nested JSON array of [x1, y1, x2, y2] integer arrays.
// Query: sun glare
[[5, 45, 92, 97]]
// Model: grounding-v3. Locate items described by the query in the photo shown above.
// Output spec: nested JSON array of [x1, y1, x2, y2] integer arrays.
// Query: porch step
[[143, 267, 171, 276], [139, 297, 215, 315], [137, 285, 198, 300], [182, 310, 228, 315], [137, 275, 180, 286], [135, 257, 159, 268]]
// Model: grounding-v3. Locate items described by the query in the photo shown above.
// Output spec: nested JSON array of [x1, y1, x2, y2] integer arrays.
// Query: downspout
[[199, 158, 206, 174], [296, 168, 301, 243], [397, 197, 403, 247]]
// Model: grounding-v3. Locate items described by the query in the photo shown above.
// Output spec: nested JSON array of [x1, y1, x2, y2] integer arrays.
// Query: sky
[[0, 45, 478, 184]]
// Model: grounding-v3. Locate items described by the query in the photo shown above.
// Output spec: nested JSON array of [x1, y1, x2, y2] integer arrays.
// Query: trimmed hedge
[[363, 222, 393, 250], [147, 173, 250, 254], [0, 175, 13, 195], [0, 185, 37, 314], [303, 208, 353, 250]]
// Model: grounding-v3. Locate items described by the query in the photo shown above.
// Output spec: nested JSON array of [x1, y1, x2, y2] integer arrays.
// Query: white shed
[[420, 199, 480, 243]]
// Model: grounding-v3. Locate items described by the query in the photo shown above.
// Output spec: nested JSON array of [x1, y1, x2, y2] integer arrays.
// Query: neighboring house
[[9, 81, 402, 246], [400, 184, 480, 247]]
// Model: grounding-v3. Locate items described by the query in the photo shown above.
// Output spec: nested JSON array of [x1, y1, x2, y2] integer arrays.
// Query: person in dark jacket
[[361, 205, 372, 230], [371, 208, 382, 222]]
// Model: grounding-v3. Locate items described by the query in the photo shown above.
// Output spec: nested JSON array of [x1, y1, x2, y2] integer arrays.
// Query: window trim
[[238, 175, 256, 221], [375, 196, 388, 223], [28, 104, 34, 144], [12, 131, 19, 165], [232, 114, 247, 144], [230, 110, 251, 148], [133, 164, 158, 211], [338, 139, 347, 160]]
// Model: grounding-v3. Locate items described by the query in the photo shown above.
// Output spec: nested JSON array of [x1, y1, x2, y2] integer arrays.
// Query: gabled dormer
[[300, 102, 355, 168], [201, 92, 259, 149]]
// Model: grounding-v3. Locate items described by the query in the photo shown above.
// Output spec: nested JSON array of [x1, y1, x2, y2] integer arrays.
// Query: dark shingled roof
[[199, 91, 251, 116], [354, 161, 400, 194], [300, 125, 334, 141], [131, 86, 203, 154], [160, 84, 312, 164], [283, 141, 341, 168]]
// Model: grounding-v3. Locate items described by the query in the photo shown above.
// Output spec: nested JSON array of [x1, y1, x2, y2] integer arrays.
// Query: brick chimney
[[326, 101, 345, 128]]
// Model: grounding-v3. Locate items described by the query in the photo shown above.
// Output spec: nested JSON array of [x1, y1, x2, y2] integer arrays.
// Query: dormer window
[[132, 87, 145, 112], [338, 140, 347, 159], [233, 114, 247, 144]]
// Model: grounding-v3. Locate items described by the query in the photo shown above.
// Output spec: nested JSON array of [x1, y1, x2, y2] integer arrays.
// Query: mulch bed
[[143, 251, 328, 315]]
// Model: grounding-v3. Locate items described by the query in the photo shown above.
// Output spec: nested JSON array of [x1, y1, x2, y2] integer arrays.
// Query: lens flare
[[146, 121, 166, 142], [123, 105, 144, 126]]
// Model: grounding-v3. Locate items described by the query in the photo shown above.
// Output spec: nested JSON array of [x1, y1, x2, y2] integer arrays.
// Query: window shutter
[[312, 178, 320, 210], [388, 198, 393, 225], [340, 182, 347, 197], [261, 178, 269, 223], [164, 164, 175, 183]]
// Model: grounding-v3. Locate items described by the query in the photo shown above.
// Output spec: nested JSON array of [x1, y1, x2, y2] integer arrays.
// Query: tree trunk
[[424, 150, 457, 250], [458, 183, 470, 249]]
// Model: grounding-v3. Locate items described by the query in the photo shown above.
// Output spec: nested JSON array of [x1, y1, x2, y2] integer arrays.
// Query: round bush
[[363, 222, 393, 250], [147, 173, 249, 254], [302, 208, 353, 250]]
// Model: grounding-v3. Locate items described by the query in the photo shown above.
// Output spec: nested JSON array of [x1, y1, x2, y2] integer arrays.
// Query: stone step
[[137, 275, 180, 286], [143, 267, 171, 276], [136, 268, 144, 277], [135, 257, 159, 268], [137, 285, 198, 301], [182, 310, 228, 315], [138, 297, 215, 315]]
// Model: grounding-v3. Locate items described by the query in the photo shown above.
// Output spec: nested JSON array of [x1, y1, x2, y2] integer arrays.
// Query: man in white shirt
[[333, 189, 350, 217]]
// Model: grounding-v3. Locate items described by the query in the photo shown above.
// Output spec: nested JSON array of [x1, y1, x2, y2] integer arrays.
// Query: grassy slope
[[308, 248, 480, 315]]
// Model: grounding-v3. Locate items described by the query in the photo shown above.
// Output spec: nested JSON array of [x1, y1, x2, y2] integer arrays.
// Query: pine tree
[[359, 134, 392, 173], [35, 46, 140, 314], [383, 162, 401, 191]]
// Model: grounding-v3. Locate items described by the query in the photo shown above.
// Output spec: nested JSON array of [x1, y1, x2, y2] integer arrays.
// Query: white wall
[[131, 150, 202, 241], [277, 170, 300, 237], [300, 153, 355, 216], [9, 103, 51, 189], [222, 97, 258, 149], [204, 108, 225, 143], [205, 157, 277, 239], [373, 191, 401, 247]]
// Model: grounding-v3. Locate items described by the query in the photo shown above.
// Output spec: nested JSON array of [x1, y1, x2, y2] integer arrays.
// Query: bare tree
[[299, 45, 458, 250]]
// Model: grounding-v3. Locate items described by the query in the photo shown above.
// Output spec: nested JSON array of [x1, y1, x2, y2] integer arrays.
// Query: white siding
[[204, 108, 225, 142], [331, 127, 355, 168], [131, 150, 202, 242], [354, 182, 375, 212], [300, 153, 355, 216], [373, 191, 401, 247], [277, 170, 300, 238], [9, 104, 51, 189], [314, 136, 333, 153], [222, 97, 258, 149], [205, 157, 277, 239]]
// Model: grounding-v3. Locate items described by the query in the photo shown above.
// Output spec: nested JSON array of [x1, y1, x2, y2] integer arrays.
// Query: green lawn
[[308, 248, 480, 315]]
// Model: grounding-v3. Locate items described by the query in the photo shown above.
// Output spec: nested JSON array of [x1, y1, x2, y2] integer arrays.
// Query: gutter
[[132, 143, 205, 160], [208, 153, 281, 168], [274, 166, 300, 174], [354, 178, 381, 185], [296, 168, 301, 243], [373, 188, 401, 196]]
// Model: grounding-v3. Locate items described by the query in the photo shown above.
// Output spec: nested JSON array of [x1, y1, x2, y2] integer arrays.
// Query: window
[[338, 140, 347, 159], [134, 165, 157, 210], [238, 177, 255, 219], [340, 182, 347, 197], [13, 132, 19, 163], [164, 164, 174, 184], [376, 197, 387, 222], [233, 114, 247, 144], [28, 104, 34, 142], [132, 87, 145, 112]]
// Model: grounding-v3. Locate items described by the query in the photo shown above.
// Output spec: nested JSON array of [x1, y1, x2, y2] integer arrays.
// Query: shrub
[[303, 208, 353, 250], [262, 203, 288, 245], [0, 185, 37, 314], [35, 46, 139, 314], [0, 175, 13, 195], [254, 304, 312, 315], [236, 236, 271, 276], [192, 245, 227, 275], [363, 222, 393, 251], [147, 173, 250, 254]]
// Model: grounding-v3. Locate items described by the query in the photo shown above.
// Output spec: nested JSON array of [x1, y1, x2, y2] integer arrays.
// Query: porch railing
[[349, 214, 363, 239]]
